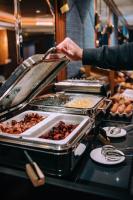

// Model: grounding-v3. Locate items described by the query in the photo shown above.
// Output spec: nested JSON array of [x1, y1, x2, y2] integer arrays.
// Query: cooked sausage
[[117, 104, 126, 114], [110, 103, 119, 113], [124, 104, 133, 114], [110, 95, 121, 102], [124, 99, 131, 106]]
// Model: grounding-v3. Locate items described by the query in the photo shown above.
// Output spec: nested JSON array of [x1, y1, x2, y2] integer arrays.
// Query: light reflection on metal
[[46, 0, 55, 18], [36, 10, 41, 14], [14, 0, 23, 64], [46, 0, 55, 45]]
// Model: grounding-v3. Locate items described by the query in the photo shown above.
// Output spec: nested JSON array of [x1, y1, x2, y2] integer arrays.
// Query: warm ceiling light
[[36, 21, 53, 26], [36, 10, 41, 14]]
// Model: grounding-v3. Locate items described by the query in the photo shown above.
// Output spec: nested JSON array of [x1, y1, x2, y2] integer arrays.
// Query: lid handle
[[42, 47, 57, 60]]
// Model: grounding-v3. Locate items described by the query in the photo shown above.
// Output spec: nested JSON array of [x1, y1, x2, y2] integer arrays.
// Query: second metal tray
[[30, 92, 109, 116]]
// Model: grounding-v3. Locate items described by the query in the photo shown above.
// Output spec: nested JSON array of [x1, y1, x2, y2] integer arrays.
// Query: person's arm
[[57, 38, 133, 70], [83, 43, 133, 70]]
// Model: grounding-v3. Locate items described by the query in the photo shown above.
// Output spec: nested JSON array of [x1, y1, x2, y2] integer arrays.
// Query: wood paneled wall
[[55, 0, 67, 81], [0, 29, 8, 65]]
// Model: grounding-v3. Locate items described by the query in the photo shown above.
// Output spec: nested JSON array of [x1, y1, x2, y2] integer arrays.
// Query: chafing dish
[[30, 91, 111, 118], [54, 79, 110, 96], [0, 48, 94, 177]]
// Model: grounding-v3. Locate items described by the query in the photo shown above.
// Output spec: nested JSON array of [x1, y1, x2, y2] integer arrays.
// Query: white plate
[[90, 147, 125, 165], [103, 127, 127, 138]]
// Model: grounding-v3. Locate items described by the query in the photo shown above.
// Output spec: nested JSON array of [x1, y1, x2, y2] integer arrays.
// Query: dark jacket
[[82, 42, 133, 70]]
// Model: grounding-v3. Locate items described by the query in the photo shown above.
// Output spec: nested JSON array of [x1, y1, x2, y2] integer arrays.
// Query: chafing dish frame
[[30, 92, 112, 118], [0, 115, 94, 176], [0, 48, 95, 177]]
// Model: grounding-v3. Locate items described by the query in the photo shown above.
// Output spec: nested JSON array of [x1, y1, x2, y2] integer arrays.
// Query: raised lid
[[0, 48, 69, 114]]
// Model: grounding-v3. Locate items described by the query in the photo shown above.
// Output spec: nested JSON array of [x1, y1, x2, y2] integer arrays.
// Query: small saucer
[[90, 147, 125, 165], [103, 127, 127, 138]]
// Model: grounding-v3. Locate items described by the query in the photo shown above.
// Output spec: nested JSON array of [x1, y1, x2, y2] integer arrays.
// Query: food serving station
[[0, 48, 110, 177], [0, 48, 132, 200]]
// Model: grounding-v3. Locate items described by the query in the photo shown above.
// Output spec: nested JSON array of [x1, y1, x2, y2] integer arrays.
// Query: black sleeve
[[82, 42, 133, 71]]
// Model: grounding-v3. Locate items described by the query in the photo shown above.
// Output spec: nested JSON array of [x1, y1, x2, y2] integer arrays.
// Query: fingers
[[56, 44, 68, 52], [56, 37, 71, 50], [60, 48, 73, 60], [56, 45, 72, 55], [56, 37, 81, 60]]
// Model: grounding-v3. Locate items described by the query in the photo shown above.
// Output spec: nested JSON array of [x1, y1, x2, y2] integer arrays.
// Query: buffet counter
[[0, 48, 132, 200], [0, 118, 133, 200]]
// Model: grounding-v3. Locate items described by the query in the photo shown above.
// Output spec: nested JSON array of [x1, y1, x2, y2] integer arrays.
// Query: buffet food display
[[0, 112, 46, 135], [22, 113, 90, 145], [31, 92, 111, 117], [110, 93, 133, 117], [115, 71, 133, 93], [39, 121, 78, 140], [64, 97, 97, 108], [0, 47, 131, 178], [0, 48, 95, 176]]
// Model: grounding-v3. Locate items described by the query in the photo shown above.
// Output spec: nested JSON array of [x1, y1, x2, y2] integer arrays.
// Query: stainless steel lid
[[0, 47, 69, 114], [54, 79, 109, 94]]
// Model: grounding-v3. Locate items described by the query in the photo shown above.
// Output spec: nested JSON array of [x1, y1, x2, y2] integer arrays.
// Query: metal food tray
[[0, 110, 54, 138], [0, 48, 95, 177], [30, 92, 108, 116], [0, 112, 94, 177], [22, 114, 91, 150], [54, 79, 107, 94]]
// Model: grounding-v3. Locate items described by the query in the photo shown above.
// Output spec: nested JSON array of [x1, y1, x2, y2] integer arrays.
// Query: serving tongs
[[109, 127, 121, 135], [24, 150, 45, 187], [124, 124, 133, 132], [101, 145, 133, 161]]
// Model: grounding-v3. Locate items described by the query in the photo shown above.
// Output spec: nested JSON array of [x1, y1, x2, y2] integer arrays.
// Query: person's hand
[[56, 37, 83, 61]]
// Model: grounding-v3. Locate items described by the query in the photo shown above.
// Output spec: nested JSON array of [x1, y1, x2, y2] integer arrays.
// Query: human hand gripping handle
[[56, 37, 83, 61]]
